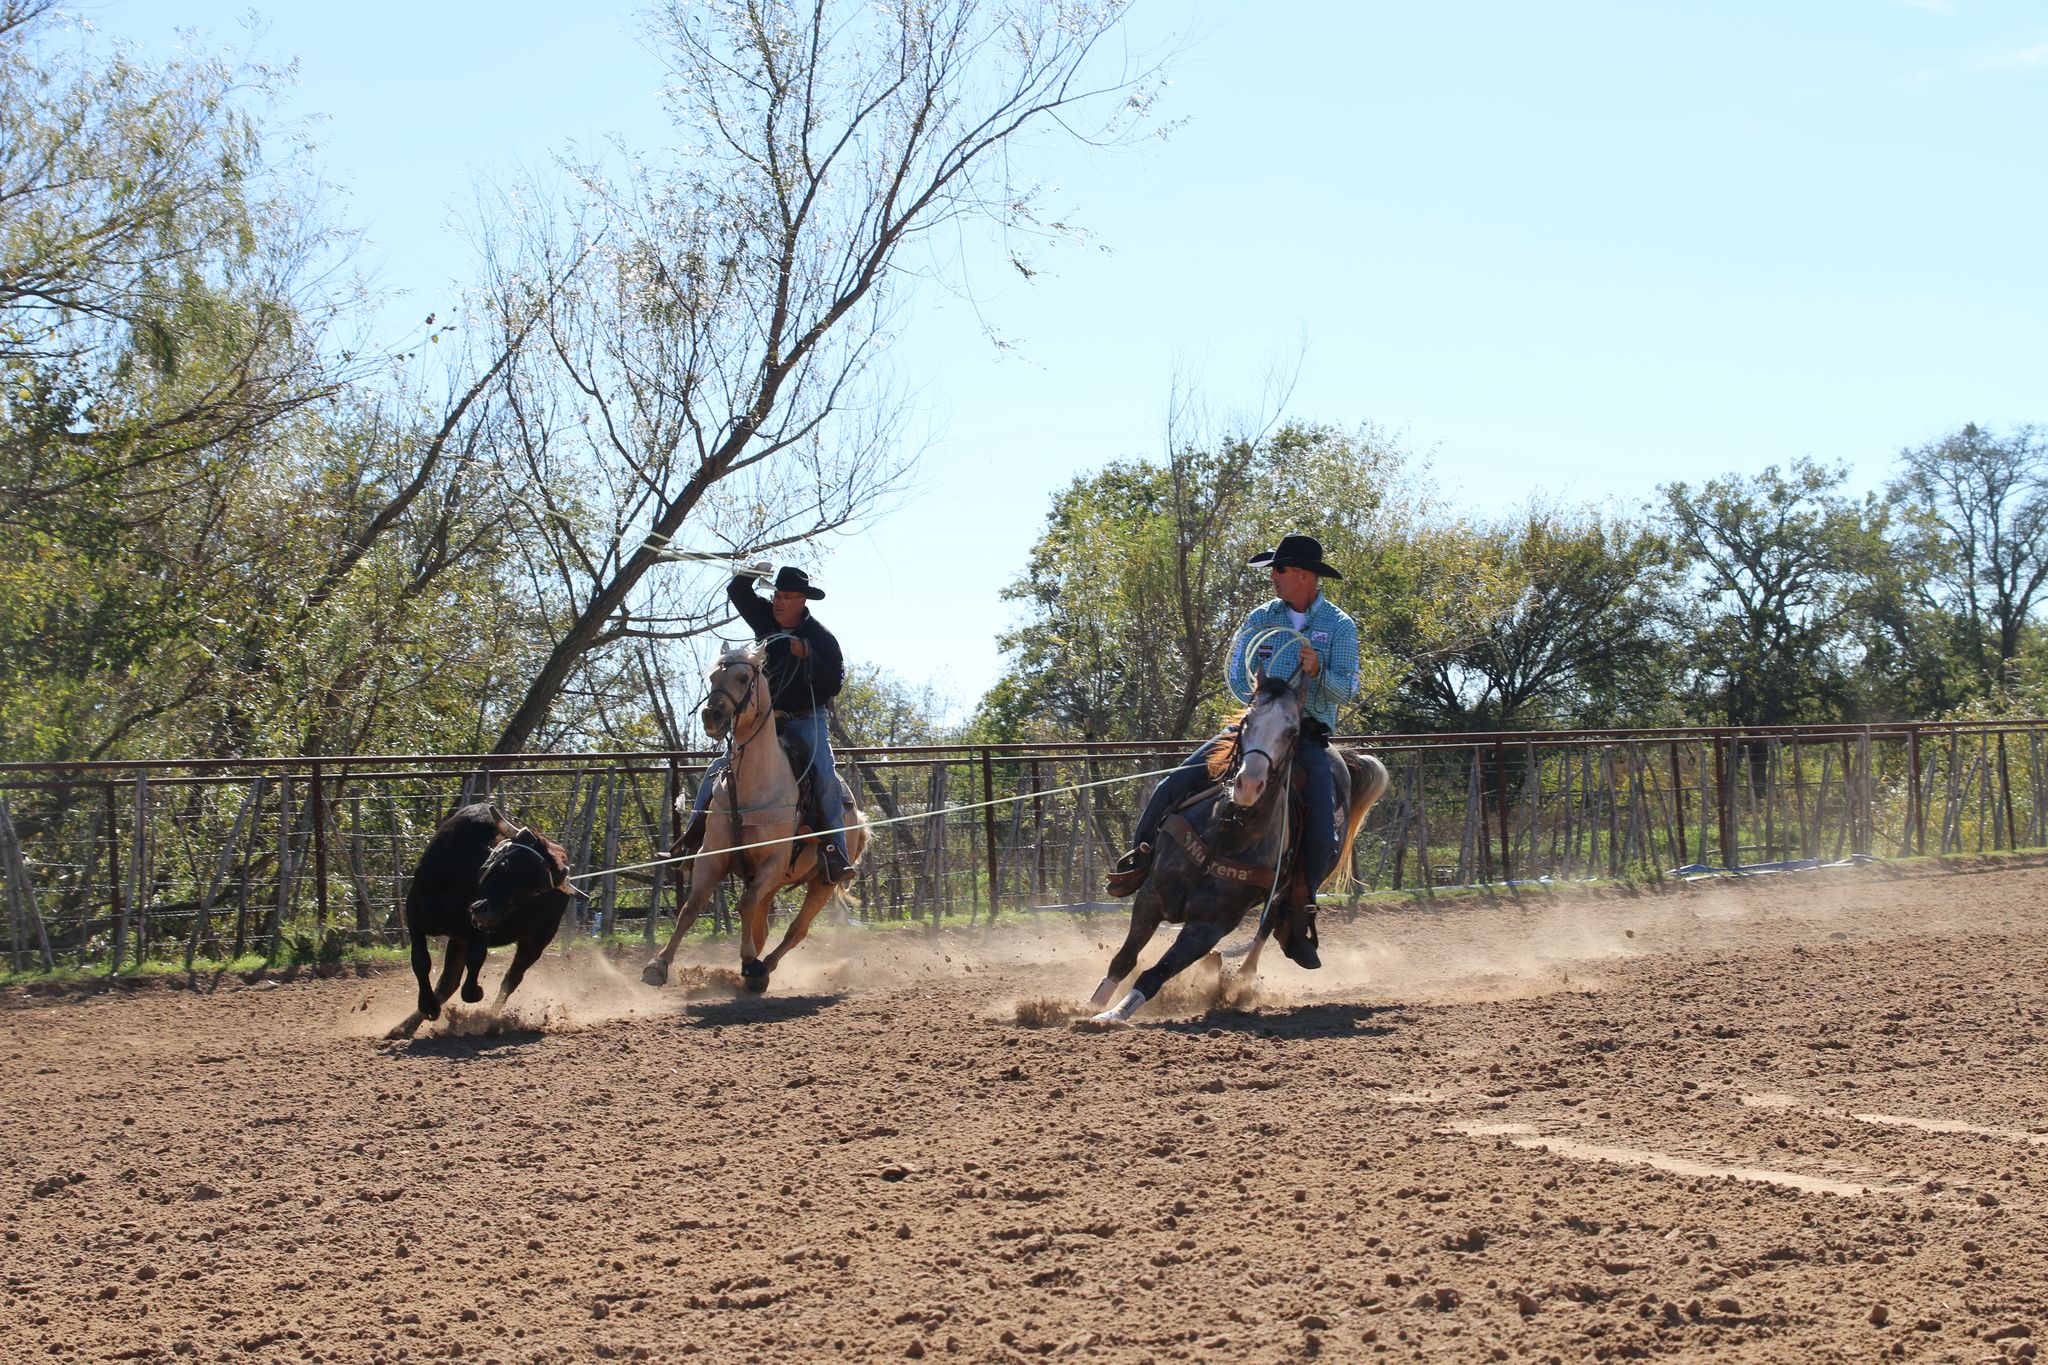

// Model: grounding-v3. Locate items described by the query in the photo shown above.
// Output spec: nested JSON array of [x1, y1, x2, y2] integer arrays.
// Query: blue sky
[[127, 1, 2047, 714]]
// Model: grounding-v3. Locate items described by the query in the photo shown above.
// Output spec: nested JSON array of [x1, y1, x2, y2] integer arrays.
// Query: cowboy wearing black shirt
[[679, 566, 855, 883]]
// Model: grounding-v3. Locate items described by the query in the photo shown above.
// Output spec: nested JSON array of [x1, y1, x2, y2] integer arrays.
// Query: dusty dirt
[[6, 858, 2048, 1363]]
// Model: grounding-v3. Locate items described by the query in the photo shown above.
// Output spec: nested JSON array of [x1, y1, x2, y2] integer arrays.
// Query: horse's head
[[1226, 675, 1303, 808], [469, 826, 581, 932], [700, 643, 768, 742]]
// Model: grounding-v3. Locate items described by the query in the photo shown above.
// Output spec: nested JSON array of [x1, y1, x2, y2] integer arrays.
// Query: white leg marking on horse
[[1090, 988, 1148, 1025], [1089, 976, 1121, 1008]]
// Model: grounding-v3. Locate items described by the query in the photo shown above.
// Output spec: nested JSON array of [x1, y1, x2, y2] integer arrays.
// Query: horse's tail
[[1326, 751, 1391, 893]]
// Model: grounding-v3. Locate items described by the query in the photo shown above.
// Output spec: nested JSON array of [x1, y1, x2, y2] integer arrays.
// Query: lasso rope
[[566, 759, 1190, 884], [1240, 625, 1314, 688]]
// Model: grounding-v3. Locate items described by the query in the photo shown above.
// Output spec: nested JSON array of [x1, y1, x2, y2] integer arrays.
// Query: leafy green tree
[[1400, 504, 1682, 731], [831, 667, 961, 749], [0, 4, 548, 762], [982, 420, 1492, 741], [1, 3, 343, 759], [1658, 460, 1889, 727]]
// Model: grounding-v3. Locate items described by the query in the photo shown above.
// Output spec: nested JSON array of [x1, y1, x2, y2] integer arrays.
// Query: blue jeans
[[688, 709, 848, 859], [1132, 737, 1339, 894]]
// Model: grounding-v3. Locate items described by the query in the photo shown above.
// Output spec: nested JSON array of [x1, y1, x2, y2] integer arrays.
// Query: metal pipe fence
[[3, 719, 2045, 972]]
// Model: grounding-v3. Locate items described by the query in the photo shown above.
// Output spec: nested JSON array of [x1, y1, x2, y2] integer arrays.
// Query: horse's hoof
[[460, 983, 484, 1004], [641, 960, 670, 987], [418, 997, 441, 1021], [1086, 988, 1148, 1025]]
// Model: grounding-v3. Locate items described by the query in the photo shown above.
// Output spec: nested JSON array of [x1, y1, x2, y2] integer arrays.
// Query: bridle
[[1225, 688, 1299, 807], [705, 659, 773, 750]]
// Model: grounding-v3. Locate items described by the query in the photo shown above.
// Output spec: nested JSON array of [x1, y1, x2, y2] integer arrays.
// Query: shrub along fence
[[2, 720, 2044, 972]]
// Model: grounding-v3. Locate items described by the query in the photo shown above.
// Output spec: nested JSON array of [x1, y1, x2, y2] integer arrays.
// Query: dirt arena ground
[[6, 857, 2048, 1364]]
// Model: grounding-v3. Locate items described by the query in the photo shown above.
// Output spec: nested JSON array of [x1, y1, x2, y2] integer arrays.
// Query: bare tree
[[482, 0, 1164, 753]]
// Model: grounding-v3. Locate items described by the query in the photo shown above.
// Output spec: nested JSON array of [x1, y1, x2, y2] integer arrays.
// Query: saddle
[[775, 723, 830, 844], [1159, 757, 1347, 962]]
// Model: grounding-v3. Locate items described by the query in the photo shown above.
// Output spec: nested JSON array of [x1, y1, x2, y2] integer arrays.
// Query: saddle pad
[[1160, 813, 1279, 890]]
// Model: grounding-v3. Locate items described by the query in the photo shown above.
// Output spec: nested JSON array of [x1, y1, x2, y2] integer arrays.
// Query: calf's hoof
[[460, 982, 484, 1004], [641, 959, 670, 987]]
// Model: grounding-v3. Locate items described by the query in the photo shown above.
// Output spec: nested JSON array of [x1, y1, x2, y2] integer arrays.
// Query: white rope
[[565, 758, 1191, 884]]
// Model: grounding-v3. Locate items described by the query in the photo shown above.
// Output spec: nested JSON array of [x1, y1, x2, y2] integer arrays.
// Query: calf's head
[[470, 827, 573, 931]]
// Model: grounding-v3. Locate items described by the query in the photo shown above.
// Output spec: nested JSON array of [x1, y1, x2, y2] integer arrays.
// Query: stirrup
[[1105, 843, 1152, 897], [821, 842, 856, 885], [1280, 898, 1322, 970]]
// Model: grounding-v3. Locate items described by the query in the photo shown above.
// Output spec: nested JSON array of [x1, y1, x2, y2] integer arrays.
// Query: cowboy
[[1106, 532, 1360, 967], [678, 565, 855, 883]]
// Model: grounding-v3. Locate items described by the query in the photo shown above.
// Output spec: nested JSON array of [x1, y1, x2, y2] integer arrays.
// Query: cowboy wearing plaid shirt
[[1107, 533, 1359, 968]]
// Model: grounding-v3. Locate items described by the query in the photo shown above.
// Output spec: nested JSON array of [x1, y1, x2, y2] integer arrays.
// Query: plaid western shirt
[[1226, 593, 1360, 731]]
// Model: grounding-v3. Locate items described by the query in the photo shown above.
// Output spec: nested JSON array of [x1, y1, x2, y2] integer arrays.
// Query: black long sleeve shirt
[[726, 576, 846, 714]]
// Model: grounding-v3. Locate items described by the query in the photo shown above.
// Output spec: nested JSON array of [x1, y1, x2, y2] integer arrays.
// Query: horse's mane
[[1204, 676, 1293, 778]]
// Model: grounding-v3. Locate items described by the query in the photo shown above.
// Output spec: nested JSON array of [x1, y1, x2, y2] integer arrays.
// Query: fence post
[[310, 762, 329, 944], [1997, 731, 2018, 851], [0, 796, 55, 970], [113, 773, 147, 974], [1666, 741, 1687, 866], [1713, 734, 1734, 870], [1908, 724, 1923, 855], [1492, 738, 1512, 884], [658, 758, 680, 944], [981, 747, 1000, 922], [1031, 760, 1047, 902]]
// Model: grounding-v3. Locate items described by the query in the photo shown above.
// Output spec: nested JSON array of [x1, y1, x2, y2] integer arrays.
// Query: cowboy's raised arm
[[726, 574, 777, 636]]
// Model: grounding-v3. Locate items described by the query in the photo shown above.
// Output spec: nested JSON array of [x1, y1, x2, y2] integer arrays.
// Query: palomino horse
[[1089, 674, 1390, 1023], [642, 644, 868, 993]]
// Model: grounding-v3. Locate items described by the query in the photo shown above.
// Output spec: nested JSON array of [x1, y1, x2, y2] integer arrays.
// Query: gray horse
[[1089, 677, 1389, 1023]]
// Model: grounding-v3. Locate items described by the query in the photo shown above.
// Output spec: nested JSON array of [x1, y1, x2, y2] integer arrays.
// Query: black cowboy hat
[[770, 566, 826, 600], [1247, 532, 1343, 580]]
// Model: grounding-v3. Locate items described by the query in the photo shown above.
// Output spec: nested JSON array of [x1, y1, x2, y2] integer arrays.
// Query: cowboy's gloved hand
[[740, 560, 773, 580], [788, 639, 809, 659], [1300, 642, 1322, 677]]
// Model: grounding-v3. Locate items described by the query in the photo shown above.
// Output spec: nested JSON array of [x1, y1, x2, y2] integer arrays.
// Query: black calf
[[386, 802, 584, 1040]]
